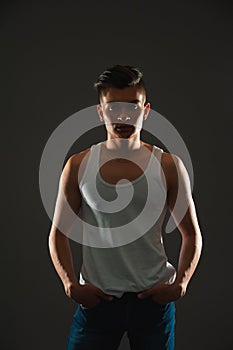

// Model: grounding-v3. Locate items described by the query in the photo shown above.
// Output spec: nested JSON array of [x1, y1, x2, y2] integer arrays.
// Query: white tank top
[[78, 142, 176, 298]]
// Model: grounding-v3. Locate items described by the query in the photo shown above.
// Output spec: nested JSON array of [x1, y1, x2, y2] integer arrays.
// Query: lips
[[115, 125, 133, 131]]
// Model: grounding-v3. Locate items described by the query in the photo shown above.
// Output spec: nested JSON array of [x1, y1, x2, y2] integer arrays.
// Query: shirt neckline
[[96, 142, 155, 187]]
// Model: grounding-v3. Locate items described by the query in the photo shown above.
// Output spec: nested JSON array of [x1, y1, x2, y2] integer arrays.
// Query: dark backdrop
[[1, 1, 232, 349]]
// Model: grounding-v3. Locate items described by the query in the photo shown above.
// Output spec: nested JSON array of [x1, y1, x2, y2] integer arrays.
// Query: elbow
[[191, 229, 203, 256], [197, 230, 203, 253], [48, 227, 58, 251], [48, 233, 55, 254], [48, 227, 68, 249], [182, 228, 203, 250]]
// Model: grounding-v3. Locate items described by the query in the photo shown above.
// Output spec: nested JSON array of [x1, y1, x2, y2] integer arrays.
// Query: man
[[48, 65, 203, 350]]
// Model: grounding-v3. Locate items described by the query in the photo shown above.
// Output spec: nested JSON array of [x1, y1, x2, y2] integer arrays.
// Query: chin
[[115, 133, 134, 139]]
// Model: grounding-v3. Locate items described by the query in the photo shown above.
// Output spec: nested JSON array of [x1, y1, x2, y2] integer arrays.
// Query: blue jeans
[[66, 292, 176, 350]]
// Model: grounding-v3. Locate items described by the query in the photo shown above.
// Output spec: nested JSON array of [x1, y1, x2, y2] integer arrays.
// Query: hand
[[137, 282, 186, 305], [65, 281, 114, 309]]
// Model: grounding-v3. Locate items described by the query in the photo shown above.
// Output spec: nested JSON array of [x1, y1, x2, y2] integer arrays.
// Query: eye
[[108, 105, 114, 111], [107, 104, 121, 113], [129, 104, 139, 111], [106, 103, 115, 111]]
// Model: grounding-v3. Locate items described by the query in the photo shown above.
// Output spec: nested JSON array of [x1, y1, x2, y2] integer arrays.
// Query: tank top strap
[[79, 143, 164, 189], [149, 145, 164, 171], [79, 142, 100, 189], [153, 145, 164, 159]]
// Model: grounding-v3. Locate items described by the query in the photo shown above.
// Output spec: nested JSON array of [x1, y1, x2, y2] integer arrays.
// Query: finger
[[86, 284, 112, 300], [96, 289, 113, 301], [101, 294, 114, 301], [137, 288, 154, 299]]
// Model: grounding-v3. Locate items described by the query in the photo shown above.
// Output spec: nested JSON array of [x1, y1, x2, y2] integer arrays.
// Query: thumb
[[137, 288, 153, 299], [96, 289, 113, 301], [102, 293, 114, 301]]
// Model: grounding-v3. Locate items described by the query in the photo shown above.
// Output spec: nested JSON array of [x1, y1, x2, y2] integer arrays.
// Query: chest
[[99, 159, 148, 185]]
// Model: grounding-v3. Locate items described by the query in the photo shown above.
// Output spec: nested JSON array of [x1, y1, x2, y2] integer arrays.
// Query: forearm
[[48, 229, 79, 292], [173, 231, 203, 291]]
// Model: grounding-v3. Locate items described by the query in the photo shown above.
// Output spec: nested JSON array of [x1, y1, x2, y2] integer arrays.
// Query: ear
[[143, 102, 150, 121], [97, 104, 104, 122]]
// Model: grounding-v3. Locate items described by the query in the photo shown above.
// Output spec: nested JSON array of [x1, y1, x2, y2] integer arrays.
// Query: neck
[[105, 133, 142, 154]]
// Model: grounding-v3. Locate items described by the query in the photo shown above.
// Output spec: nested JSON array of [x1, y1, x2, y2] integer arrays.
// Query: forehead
[[101, 86, 145, 104]]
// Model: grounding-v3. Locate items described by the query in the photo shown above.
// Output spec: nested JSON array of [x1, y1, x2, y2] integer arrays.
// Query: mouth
[[115, 125, 134, 132]]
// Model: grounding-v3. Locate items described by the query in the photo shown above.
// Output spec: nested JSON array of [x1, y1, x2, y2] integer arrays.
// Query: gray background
[[1, 0, 232, 349]]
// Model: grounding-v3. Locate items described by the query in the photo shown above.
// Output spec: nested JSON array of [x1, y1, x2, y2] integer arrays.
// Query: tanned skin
[[48, 86, 203, 308]]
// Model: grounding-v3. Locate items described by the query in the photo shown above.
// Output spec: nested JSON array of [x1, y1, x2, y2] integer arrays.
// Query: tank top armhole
[[78, 144, 96, 190], [154, 146, 167, 197]]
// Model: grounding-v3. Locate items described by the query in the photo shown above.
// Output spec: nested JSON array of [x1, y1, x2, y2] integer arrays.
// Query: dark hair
[[94, 65, 147, 103]]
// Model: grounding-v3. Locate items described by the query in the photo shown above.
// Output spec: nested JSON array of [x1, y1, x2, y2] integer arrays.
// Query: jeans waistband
[[114, 292, 140, 300]]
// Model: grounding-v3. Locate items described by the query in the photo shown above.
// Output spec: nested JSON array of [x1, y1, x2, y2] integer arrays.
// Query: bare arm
[[165, 153, 203, 294], [48, 151, 113, 307], [138, 153, 203, 303], [48, 154, 82, 296]]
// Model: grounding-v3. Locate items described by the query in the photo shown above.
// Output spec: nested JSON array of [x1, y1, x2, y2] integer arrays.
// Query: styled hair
[[94, 65, 147, 103]]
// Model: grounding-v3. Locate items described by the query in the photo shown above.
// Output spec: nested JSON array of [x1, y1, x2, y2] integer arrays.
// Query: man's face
[[97, 86, 150, 139]]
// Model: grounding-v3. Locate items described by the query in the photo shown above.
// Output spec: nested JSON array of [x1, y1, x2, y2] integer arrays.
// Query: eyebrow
[[106, 99, 141, 104]]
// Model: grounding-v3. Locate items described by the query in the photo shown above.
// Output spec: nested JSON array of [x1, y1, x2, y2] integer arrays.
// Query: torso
[[76, 142, 169, 191], [99, 142, 153, 185]]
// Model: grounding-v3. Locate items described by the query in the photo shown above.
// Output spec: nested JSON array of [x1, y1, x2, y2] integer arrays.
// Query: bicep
[[51, 155, 82, 237], [167, 155, 200, 237]]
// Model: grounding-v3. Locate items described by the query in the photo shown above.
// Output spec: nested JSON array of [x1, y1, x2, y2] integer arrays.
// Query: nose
[[117, 115, 131, 121]]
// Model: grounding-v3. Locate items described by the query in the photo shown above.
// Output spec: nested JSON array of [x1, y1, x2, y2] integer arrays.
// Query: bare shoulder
[[141, 142, 181, 176], [65, 147, 92, 184], [160, 151, 182, 192], [161, 151, 180, 169], [161, 150, 190, 200], [143, 142, 180, 176], [68, 147, 91, 166]]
